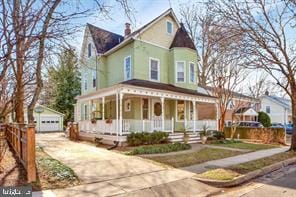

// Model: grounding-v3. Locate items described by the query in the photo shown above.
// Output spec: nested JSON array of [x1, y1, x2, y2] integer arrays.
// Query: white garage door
[[39, 116, 61, 132]]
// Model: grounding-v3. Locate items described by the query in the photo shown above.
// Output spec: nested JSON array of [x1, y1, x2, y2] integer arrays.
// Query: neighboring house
[[260, 92, 292, 124], [8, 105, 64, 132], [75, 9, 218, 144], [197, 86, 260, 126]]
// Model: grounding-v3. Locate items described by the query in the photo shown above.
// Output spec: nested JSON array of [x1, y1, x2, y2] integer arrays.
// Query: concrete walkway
[[181, 147, 289, 173], [34, 133, 219, 197]]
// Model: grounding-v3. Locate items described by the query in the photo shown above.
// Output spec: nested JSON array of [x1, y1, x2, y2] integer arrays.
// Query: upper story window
[[92, 70, 96, 88], [124, 56, 131, 80], [266, 106, 271, 114], [227, 99, 234, 109], [88, 43, 92, 57], [84, 74, 88, 91], [149, 58, 160, 81], [176, 61, 185, 83], [166, 21, 173, 34], [189, 62, 195, 83]]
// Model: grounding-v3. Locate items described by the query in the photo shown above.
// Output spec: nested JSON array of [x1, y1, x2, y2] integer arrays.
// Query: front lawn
[[228, 151, 296, 174], [126, 143, 191, 155], [148, 148, 242, 168], [212, 140, 279, 151]]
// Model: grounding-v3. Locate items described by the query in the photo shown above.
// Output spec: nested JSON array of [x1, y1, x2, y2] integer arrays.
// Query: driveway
[[34, 133, 219, 197]]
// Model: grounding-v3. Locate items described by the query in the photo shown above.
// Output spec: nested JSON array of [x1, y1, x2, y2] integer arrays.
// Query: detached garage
[[8, 105, 64, 132], [33, 105, 64, 132]]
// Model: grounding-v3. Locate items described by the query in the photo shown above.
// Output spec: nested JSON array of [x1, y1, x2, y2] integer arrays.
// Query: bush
[[126, 131, 169, 146], [258, 111, 271, 127], [127, 143, 191, 155], [212, 131, 225, 140]]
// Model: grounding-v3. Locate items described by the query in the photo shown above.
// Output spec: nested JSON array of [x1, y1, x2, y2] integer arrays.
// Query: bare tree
[[1, 0, 133, 124], [212, 0, 296, 149]]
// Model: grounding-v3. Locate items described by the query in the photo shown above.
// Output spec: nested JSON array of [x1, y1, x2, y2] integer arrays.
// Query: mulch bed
[[0, 139, 27, 186]]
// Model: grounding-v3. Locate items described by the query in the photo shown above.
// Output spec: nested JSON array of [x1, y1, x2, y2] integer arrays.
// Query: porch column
[[119, 93, 123, 136], [116, 93, 119, 137], [88, 100, 92, 120], [161, 97, 165, 131], [215, 103, 219, 130], [193, 101, 196, 133], [102, 97, 105, 120]]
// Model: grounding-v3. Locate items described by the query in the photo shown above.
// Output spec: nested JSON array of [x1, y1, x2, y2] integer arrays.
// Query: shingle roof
[[170, 23, 196, 50], [121, 79, 216, 98], [235, 107, 251, 114], [87, 23, 124, 54], [265, 95, 291, 109]]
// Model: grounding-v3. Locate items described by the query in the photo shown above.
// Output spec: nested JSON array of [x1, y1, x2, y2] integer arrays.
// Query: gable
[[136, 14, 179, 48], [80, 26, 97, 61]]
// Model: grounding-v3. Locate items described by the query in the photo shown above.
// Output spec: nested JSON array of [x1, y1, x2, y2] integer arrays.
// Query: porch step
[[168, 133, 201, 144]]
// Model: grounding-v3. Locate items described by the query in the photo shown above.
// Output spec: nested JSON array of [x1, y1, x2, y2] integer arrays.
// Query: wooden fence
[[4, 123, 36, 182]]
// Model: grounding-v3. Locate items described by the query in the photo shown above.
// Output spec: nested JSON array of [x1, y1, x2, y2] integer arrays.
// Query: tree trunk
[[219, 111, 226, 131], [290, 88, 296, 150]]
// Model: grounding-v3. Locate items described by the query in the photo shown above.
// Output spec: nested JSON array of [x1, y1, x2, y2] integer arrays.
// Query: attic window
[[166, 21, 173, 34], [88, 43, 92, 57]]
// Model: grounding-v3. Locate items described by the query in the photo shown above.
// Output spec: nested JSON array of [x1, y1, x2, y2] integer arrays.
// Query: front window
[[266, 106, 271, 114], [88, 43, 92, 58], [177, 100, 185, 121], [176, 61, 185, 82], [189, 62, 195, 83], [142, 98, 149, 119], [227, 99, 234, 109], [84, 74, 87, 91], [92, 70, 96, 88], [84, 104, 88, 120], [124, 56, 131, 80], [166, 21, 173, 34], [150, 58, 160, 81]]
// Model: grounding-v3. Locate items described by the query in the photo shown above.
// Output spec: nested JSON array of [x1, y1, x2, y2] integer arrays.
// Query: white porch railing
[[186, 120, 218, 131], [79, 120, 117, 135]]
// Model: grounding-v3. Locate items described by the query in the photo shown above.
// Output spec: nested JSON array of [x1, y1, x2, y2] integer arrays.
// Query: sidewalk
[[181, 147, 289, 173]]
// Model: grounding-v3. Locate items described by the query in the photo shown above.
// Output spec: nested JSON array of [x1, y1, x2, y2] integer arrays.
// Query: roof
[[87, 23, 124, 54], [121, 79, 216, 98], [262, 95, 291, 109], [235, 107, 258, 116], [87, 9, 181, 55], [170, 23, 196, 50], [198, 85, 259, 101], [235, 107, 251, 114]]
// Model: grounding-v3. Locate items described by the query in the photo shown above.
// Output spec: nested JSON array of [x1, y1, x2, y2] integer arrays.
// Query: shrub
[[126, 131, 169, 146], [258, 111, 271, 127], [127, 143, 191, 155], [212, 131, 225, 140]]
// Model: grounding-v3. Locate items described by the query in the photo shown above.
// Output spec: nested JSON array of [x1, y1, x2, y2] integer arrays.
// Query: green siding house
[[75, 9, 218, 144]]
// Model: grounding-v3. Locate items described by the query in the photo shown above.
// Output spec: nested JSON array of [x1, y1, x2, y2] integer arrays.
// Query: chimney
[[124, 23, 131, 37], [265, 90, 269, 96]]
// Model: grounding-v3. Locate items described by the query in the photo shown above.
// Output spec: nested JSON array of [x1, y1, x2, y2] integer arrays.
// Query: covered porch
[[74, 81, 218, 143]]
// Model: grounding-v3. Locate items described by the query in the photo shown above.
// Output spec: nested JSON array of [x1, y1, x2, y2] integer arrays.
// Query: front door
[[152, 99, 162, 131]]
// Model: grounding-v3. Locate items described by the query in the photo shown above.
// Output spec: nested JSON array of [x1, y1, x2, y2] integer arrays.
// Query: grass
[[148, 148, 242, 168], [212, 140, 279, 151], [197, 169, 240, 181], [33, 146, 79, 190], [228, 151, 296, 174], [126, 143, 191, 155]]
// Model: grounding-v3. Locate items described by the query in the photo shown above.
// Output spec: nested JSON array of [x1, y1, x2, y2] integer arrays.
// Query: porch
[[74, 80, 218, 143]]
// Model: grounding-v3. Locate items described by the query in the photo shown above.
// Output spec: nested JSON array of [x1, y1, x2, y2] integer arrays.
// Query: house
[[197, 86, 260, 126], [74, 9, 218, 144], [8, 105, 64, 132], [260, 92, 292, 124]]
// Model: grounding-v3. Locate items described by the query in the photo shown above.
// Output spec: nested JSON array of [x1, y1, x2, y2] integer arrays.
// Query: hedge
[[126, 131, 169, 146], [224, 127, 285, 144], [126, 143, 191, 155]]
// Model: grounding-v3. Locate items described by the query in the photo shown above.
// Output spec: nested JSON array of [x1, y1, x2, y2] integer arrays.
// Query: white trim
[[124, 55, 132, 81], [175, 100, 186, 122], [166, 20, 173, 35], [149, 57, 160, 82], [189, 62, 195, 84], [175, 61, 186, 83]]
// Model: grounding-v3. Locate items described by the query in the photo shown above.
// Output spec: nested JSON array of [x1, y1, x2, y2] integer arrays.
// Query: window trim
[[88, 43, 92, 58], [141, 98, 150, 120], [166, 20, 173, 35], [149, 57, 160, 82], [175, 61, 186, 83], [124, 55, 132, 81], [92, 70, 97, 88], [266, 106, 271, 114], [175, 100, 186, 122], [189, 62, 195, 84], [83, 73, 88, 91]]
